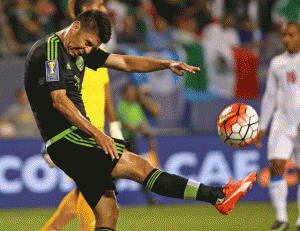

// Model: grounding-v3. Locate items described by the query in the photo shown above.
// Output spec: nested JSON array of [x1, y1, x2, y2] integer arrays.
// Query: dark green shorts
[[47, 128, 125, 209]]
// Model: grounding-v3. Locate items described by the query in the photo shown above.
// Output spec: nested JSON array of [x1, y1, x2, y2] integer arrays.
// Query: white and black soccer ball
[[217, 103, 259, 148]]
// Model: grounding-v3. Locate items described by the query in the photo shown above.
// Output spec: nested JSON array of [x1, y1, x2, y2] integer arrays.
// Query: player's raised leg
[[111, 150, 256, 215]]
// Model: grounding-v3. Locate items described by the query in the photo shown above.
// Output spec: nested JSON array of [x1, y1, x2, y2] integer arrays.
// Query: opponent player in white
[[254, 21, 300, 231]]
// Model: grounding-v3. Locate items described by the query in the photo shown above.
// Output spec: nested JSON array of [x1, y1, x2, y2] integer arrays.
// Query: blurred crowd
[[0, 0, 284, 56], [0, 0, 290, 138]]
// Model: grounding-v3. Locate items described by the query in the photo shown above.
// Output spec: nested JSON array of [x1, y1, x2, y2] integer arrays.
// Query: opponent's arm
[[50, 89, 119, 159], [105, 83, 124, 140], [254, 60, 277, 148], [102, 54, 200, 76]]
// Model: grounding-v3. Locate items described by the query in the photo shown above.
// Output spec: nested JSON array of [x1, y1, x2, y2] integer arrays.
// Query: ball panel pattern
[[217, 103, 260, 148]]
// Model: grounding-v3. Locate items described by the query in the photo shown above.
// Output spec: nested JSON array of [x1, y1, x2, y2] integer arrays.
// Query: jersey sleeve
[[84, 49, 110, 71], [260, 59, 277, 131], [45, 40, 67, 91]]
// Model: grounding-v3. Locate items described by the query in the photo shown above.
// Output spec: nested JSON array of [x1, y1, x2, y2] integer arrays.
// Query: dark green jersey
[[24, 34, 109, 142]]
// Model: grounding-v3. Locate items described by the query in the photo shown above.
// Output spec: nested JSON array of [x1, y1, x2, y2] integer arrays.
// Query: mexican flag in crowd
[[182, 42, 260, 100], [122, 42, 260, 101]]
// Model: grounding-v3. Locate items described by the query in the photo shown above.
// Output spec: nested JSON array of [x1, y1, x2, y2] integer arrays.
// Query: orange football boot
[[214, 172, 256, 215]]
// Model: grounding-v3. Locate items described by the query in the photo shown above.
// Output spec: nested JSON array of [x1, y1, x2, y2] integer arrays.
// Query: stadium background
[[0, 0, 299, 230]]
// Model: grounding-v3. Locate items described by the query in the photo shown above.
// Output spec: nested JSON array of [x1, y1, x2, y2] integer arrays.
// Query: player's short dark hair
[[69, 0, 94, 19], [286, 21, 300, 32], [75, 9, 111, 43]]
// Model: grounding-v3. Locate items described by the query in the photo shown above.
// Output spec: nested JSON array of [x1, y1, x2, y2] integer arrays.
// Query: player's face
[[83, 0, 107, 14], [283, 24, 300, 53], [66, 23, 101, 57]]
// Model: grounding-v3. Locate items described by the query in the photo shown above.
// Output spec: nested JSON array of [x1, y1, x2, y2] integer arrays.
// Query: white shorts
[[268, 112, 299, 164]]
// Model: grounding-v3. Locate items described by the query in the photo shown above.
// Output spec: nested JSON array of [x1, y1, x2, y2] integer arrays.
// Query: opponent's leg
[[111, 150, 255, 215], [269, 159, 289, 230], [77, 192, 95, 231], [40, 187, 79, 231]]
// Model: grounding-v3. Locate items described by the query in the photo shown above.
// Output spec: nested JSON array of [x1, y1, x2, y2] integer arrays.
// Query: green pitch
[[0, 202, 298, 230]]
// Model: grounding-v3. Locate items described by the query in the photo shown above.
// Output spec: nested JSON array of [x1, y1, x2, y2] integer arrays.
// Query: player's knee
[[133, 154, 154, 180]]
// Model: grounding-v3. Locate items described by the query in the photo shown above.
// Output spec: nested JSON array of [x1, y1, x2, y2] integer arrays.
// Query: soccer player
[[24, 10, 256, 231], [40, 1, 123, 230], [254, 21, 300, 231]]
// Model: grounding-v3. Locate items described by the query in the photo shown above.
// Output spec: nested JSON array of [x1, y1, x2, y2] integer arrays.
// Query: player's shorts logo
[[46, 60, 59, 82]]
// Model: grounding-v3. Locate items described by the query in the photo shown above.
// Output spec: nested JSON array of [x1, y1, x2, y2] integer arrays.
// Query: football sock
[[296, 183, 300, 226], [77, 192, 96, 231], [94, 228, 115, 231], [143, 169, 225, 204], [40, 189, 78, 231], [269, 175, 288, 222]]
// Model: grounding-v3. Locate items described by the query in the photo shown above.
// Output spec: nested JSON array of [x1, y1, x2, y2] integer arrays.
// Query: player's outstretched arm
[[102, 54, 200, 76], [50, 89, 119, 159]]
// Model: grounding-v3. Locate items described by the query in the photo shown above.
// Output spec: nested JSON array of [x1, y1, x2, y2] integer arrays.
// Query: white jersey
[[260, 51, 300, 133]]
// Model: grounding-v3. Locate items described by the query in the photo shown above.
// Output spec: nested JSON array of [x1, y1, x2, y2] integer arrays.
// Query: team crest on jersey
[[76, 56, 84, 71], [46, 60, 59, 82]]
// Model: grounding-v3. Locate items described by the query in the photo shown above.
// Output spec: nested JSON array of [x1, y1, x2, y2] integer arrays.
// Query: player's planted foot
[[297, 225, 300, 231], [269, 220, 289, 231], [214, 172, 256, 215]]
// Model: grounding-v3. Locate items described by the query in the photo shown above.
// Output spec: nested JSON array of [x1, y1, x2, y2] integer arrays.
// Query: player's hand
[[253, 130, 265, 149], [94, 132, 119, 160], [169, 61, 200, 76]]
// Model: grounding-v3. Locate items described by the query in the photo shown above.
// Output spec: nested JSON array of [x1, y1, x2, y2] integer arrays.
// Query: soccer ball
[[217, 103, 259, 148]]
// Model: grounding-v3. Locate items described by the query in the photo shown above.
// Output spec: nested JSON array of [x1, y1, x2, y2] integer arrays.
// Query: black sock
[[95, 228, 115, 231], [143, 169, 225, 204]]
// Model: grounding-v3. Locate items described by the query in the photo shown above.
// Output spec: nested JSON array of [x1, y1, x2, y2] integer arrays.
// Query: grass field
[[0, 202, 298, 231]]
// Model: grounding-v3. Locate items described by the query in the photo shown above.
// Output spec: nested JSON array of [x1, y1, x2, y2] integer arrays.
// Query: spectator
[[106, 0, 128, 35], [35, 0, 57, 35], [118, 14, 141, 44], [137, 86, 161, 127], [238, 16, 262, 49], [4, 0, 41, 56], [260, 23, 285, 65], [117, 84, 160, 205], [151, 0, 185, 26], [173, 16, 200, 44], [179, 0, 212, 32], [146, 15, 174, 49], [0, 0, 20, 57], [0, 88, 40, 138], [202, 14, 240, 49]]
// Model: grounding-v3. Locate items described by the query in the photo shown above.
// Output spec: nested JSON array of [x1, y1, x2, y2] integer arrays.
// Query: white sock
[[269, 177, 288, 222], [296, 184, 300, 226]]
